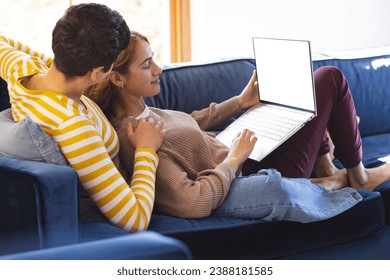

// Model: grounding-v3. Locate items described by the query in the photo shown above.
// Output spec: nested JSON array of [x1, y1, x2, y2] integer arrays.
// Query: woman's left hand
[[237, 69, 259, 110]]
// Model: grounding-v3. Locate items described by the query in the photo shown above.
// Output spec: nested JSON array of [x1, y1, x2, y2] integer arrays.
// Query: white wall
[[191, 0, 390, 61], [0, 0, 170, 62]]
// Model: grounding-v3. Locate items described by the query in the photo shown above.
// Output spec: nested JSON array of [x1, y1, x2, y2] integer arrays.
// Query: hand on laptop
[[224, 129, 257, 172], [237, 70, 260, 110]]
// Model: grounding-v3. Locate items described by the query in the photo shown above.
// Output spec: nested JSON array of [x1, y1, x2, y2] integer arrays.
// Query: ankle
[[314, 153, 338, 177], [346, 163, 390, 191], [346, 163, 368, 188]]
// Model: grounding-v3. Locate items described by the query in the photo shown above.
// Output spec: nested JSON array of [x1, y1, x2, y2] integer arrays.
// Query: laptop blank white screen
[[253, 37, 316, 112]]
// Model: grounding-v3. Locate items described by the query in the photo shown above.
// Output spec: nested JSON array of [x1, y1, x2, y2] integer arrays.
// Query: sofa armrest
[[0, 231, 192, 260], [0, 155, 79, 254]]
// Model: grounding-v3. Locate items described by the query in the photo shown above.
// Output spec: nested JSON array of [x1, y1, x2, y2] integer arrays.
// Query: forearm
[[190, 97, 241, 131], [156, 159, 235, 218], [0, 35, 52, 80], [55, 120, 158, 232]]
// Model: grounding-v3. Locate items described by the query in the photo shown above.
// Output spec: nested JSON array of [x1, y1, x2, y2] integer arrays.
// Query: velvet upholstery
[[145, 59, 255, 113], [0, 232, 192, 260], [151, 191, 384, 259], [78, 191, 383, 260], [280, 226, 390, 260], [0, 155, 79, 254]]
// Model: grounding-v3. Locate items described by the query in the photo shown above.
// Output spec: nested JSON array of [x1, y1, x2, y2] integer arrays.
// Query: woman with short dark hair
[[0, 3, 165, 232]]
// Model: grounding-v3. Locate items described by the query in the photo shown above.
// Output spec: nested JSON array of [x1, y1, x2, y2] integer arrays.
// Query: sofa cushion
[[374, 181, 390, 225], [154, 192, 384, 259], [79, 190, 384, 259], [279, 226, 390, 260], [149, 191, 384, 259], [361, 133, 390, 168], [0, 109, 68, 165], [360, 135, 390, 225], [361, 133, 390, 224]]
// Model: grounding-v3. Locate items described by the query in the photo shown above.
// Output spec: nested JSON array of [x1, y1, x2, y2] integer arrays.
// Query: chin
[[151, 86, 161, 96], [145, 90, 160, 98]]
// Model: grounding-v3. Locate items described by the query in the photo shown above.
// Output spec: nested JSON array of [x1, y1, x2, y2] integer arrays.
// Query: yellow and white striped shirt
[[0, 35, 158, 232]]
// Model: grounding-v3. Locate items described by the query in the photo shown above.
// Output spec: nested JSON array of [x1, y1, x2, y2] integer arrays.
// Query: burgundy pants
[[242, 66, 362, 178]]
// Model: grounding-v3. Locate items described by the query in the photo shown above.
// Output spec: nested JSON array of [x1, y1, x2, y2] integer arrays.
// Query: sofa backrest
[[312, 50, 390, 137], [145, 58, 256, 113], [0, 59, 255, 113]]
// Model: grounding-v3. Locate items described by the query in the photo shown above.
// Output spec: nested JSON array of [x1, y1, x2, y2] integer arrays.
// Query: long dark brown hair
[[85, 31, 149, 127]]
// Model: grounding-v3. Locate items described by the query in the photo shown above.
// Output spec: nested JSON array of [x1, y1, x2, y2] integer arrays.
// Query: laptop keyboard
[[229, 107, 304, 141]]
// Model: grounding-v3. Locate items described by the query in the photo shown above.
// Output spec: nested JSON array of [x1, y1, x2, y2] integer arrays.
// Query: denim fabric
[[0, 109, 68, 165], [213, 169, 362, 223]]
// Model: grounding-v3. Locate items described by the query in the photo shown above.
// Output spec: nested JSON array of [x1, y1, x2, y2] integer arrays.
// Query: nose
[[153, 61, 163, 75]]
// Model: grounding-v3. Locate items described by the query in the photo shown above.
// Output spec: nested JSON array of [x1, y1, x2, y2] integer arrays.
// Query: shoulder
[[150, 107, 189, 119], [81, 95, 101, 112]]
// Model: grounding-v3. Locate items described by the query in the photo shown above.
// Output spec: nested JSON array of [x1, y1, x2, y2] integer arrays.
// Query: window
[[0, 0, 171, 63], [170, 0, 191, 62]]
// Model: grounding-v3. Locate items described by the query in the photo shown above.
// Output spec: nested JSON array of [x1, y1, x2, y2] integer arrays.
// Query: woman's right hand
[[224, 129, 257, 171], [127, 117, 165, 151], [237, 70, 260, 110]]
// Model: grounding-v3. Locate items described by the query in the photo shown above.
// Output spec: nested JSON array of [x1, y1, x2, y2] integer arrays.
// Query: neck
[[123, 94, 146, 117], [44, 65, 90, 103]]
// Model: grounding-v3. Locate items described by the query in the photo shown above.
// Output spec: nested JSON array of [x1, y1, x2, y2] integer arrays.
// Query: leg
[[313, 131, 339, 177], [314, 116, 360, 177], [243, 66, 356, 178], [323, 72, 390, 190], [212, 169, 361, 222]]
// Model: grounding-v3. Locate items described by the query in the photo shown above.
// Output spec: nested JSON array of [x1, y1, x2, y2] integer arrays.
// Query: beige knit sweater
[[116, 97, 242, 218]]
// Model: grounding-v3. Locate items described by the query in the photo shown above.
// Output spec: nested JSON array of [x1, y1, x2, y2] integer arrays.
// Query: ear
[[109, 71, 124, 88], [89, 66, 106, 82]]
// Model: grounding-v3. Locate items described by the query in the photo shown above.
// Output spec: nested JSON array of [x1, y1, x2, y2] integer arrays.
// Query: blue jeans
[[212, 169, 362, 223]]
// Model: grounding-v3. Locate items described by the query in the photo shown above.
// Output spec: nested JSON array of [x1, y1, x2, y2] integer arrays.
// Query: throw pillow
[[0, 108, 68, 165]]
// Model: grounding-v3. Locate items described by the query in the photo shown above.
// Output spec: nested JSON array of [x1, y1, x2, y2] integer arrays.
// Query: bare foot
[[310, 169, 348, 190], [314, 153, 340, 177], [347, 163, 390, 191]]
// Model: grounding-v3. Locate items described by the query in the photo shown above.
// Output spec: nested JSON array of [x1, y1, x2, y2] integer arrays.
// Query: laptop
[[216, 37, 317, 161]]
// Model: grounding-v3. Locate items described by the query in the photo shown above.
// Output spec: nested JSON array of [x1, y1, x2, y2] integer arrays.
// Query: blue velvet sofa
[[1, 45, 390, 260]]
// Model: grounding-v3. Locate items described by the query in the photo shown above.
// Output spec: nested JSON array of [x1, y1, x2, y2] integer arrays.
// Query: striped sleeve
[[0, 35, 52, 80], [52, 116, 159, 232]]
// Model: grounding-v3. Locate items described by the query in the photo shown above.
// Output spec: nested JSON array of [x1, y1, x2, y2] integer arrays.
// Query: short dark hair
[[52, 3, 130, 77]]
